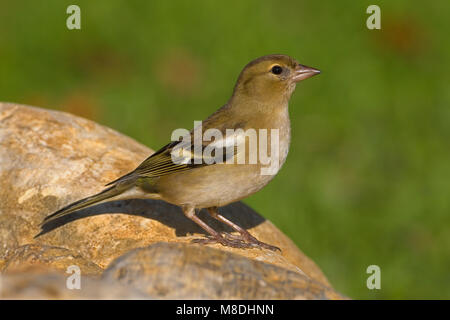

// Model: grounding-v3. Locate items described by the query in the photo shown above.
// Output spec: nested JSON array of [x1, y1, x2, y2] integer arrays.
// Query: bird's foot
[[192, 232, 280, 252], [240, 233, 281, 252], [223, 231, 281, 252], [191, 233, 251, 249]]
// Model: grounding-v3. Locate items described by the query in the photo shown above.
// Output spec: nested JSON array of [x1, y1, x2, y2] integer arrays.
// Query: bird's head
[[232, 54, 320, 105]]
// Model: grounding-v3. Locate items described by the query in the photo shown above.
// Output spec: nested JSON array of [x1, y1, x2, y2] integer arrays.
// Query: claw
[[192, 233, 281, 252], [239, 233, 281, 252], [192, 234, 251, 248]]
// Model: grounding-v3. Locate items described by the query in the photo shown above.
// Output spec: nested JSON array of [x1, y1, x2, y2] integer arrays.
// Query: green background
[[1, 0, 449, 299]]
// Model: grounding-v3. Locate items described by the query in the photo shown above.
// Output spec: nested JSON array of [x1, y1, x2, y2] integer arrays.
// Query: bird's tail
[[39, 181, 132, 227]]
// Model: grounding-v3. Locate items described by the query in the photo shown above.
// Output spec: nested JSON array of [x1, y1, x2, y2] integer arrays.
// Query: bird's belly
[[155, 130, 290, 208], [155, 164, 269, 208]]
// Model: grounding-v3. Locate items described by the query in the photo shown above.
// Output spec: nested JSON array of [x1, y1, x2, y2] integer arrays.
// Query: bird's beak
[[292, 64, 321, 82]]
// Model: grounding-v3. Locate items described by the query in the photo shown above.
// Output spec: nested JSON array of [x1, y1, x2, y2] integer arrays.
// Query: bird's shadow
[[36, 199, 265, 238]]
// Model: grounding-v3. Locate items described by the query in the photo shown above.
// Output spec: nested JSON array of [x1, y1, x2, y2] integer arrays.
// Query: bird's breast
[[154, 107, 291, 208]]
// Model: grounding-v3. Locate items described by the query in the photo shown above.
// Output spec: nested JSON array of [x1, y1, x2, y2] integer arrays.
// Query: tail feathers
[[39, 184, 126, 227], [104, 171, 135, 187]]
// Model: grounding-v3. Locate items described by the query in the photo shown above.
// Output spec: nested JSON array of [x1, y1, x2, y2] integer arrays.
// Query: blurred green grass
[[1, 0, 449, 299]]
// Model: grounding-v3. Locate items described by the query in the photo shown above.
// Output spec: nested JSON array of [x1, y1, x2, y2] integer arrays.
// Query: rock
[[2, 244, 103, 276], [0, 272, 147, 299], [104, 242, 342, 299], [0, 102, 342, 299]]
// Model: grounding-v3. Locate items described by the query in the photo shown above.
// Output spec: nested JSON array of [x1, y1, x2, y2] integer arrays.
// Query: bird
[[37, 54, 320, 251]]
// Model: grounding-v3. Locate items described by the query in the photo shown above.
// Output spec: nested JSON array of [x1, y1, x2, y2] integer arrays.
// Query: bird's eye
[[271, 65, 283, 75]]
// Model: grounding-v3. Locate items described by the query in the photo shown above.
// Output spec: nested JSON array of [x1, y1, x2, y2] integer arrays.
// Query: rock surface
[[104, 242, 341, 299], [0, 272, 147, 299], [0, 102, 342, 299]]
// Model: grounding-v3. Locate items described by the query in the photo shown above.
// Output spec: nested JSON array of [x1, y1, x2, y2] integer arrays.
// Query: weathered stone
[[104, 242, 342, 299], [0, 102, 342, 299], [0, 272, 147, 299], [2, 244, 102, 276]]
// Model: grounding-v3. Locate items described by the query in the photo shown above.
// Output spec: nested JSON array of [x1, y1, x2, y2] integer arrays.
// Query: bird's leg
[[182, 206, 252, 249], [206, 207, 281, 251]]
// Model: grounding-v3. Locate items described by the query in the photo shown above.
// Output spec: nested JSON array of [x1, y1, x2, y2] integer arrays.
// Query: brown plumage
[[38, 54, 320, 250]]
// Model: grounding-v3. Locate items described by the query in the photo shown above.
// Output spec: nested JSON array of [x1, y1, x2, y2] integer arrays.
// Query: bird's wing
[[106, 126, 243, 185]]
